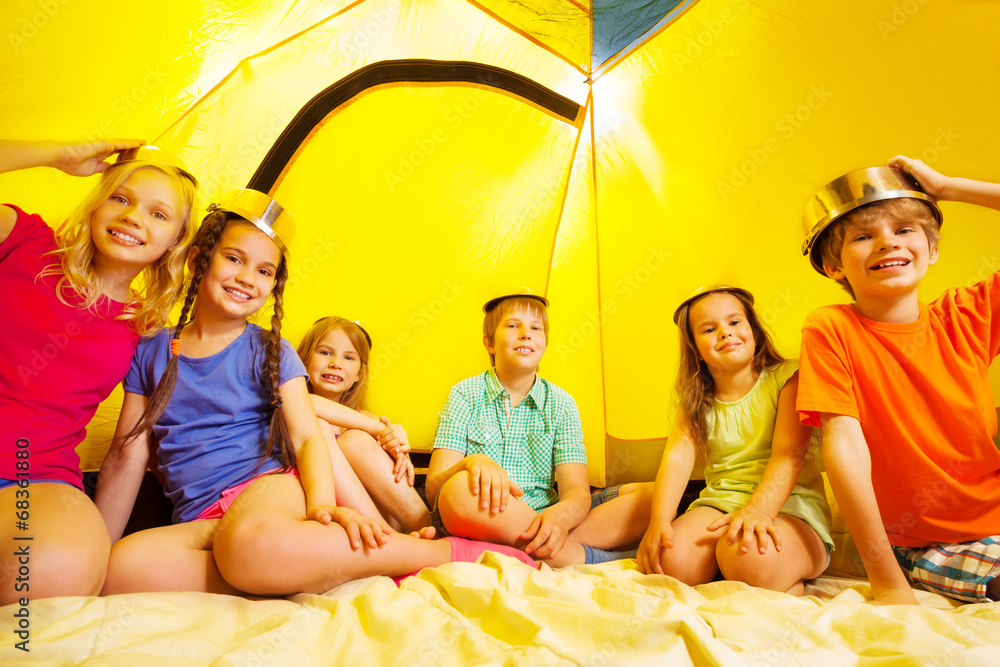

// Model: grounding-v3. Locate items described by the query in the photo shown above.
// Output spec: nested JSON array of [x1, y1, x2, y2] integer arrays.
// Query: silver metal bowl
[[801, 166, 941, 275]]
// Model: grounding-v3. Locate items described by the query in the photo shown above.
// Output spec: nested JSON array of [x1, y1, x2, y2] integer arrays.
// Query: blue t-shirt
[[124, 324, 307, 523]]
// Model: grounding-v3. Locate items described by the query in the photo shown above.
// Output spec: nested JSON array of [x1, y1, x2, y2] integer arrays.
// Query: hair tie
[[271, 397, 283, 409], [170, 339, 182, 356]]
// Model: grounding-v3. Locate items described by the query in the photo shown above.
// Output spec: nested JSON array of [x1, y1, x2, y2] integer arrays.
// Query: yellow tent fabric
[[3, 0, 999, 486]]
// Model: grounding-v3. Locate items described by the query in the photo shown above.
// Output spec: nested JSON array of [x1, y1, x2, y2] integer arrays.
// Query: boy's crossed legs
[[436, 471, 652, 567]]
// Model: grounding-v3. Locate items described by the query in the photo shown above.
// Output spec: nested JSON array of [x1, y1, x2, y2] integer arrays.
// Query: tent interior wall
[[3, 0, 999, 489], [5, 2, 1000, 664]]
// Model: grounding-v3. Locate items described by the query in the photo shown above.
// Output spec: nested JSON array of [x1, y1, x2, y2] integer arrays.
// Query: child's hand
[[464, 454, 523, 514], [375, 416, 411, 458], [637, 522, 674, 575], [871, 586, 921, 606], [54, 139, 146, 176], [393, 452, 416, 486], [707, 507, 780, 554], [519, 508, 570, 559], [328, 506, 391, 551], [886, 155, 950, 199], [307, 504, 335, 525]]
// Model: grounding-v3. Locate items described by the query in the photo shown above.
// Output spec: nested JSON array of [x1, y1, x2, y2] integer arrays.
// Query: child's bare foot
[[409, 526, 437, 540]]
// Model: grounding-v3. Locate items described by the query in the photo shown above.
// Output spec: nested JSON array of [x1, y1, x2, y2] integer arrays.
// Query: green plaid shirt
[[433, 368, 587, 511]]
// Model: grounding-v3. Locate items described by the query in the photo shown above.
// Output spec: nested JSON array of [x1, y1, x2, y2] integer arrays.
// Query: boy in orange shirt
[[796, 156, 1000, 605]]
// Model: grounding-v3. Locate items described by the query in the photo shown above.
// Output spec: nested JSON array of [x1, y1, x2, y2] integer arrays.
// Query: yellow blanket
[[3, 555, 999, 665]]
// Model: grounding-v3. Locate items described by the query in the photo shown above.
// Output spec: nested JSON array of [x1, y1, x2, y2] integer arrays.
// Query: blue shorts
[[0, 478, 76, 491], [590, 485, 622, 509]]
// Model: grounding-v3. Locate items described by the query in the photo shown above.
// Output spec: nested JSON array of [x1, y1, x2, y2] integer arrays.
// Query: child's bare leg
[[211, 475, 452, 595], [657, 507, 725, 586], [319, 421, 385, 524], [569, 482, 654, 550], [437, 471, 585, 567], [337, 428, 430, 534], [0, 483, 110, 603], [102, 520, 241, 595], [714, 515, 827, 595]]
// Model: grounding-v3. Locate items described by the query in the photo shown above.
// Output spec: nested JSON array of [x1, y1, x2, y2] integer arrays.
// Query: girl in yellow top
[[637, 286, 832, 595]]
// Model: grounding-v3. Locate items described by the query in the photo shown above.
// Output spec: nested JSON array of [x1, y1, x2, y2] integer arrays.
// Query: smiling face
[[90, 167, 186, 274], [196, 222, 282, 320], [306, 327, 364, 403], [824, 215, 939, 303], [687, 292, 756, 377], [484, 305, 547, 374]]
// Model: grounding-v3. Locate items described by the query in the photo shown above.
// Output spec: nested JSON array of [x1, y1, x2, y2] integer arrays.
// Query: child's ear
[[928, 243, 940, 265], [823, 262, 845, 280], [482, 333, 494, 354]]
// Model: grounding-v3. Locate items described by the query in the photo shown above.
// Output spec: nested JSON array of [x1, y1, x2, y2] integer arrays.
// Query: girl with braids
[[0, 139, 197, 605], [636, 286, 832, 595], [298, 317, 432, 534], [96, 190, 535, 596]]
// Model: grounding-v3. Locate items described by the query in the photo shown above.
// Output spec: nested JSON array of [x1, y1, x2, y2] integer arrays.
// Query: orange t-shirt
[[797, 273, 1000, 547]]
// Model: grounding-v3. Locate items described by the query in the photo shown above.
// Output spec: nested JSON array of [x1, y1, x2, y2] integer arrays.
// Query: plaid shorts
[[892, 536, 1000, 603]]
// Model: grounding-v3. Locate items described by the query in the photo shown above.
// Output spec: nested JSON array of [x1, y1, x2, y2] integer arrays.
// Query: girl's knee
[[715, 539, 758, 584], [214, 512, 278, 570], [337, 429, 379, 457], [8, 532, 110, 600], [618, 481, 654, 498], [715, 539, 793, 591], [659, 543, 717, 586], [102, 538, 141, 595]]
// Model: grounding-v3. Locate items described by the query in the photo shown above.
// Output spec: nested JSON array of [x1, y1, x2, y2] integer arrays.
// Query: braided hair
[[117, 210, 295, 469]]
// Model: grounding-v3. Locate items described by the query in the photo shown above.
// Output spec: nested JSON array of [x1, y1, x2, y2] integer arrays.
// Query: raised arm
[[707, 372, 812, 553], [887, 155, 1000, 211], [309, 392, 409, 461], [94, 391, 156, 543], [637, 415, 697, 574], [0, 139, 144, 176], [309, 393, 383, 435], [821, 413, 918, 605], [1, 138, 147, 244]]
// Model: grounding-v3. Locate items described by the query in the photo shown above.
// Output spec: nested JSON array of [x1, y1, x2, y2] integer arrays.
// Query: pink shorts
[[195, 467, 299, 521]]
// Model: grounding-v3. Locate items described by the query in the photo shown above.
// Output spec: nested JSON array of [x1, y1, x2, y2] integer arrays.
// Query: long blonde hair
[[40, 161, 197, 336], [296, 316, 371, 413], [673, 288, 785, 455]]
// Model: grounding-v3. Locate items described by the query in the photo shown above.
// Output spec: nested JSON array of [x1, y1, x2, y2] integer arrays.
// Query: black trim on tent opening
[[247, 59, 583, 192]]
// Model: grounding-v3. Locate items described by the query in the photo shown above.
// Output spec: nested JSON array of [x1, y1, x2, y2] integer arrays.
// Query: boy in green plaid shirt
[[425, 290, 652, 566]]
